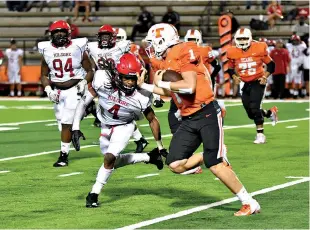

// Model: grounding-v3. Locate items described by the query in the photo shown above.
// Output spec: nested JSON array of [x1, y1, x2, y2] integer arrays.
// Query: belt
[[182, 102, 212, 120]]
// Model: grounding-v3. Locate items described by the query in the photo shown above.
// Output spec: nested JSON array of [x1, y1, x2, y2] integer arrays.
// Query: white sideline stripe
[[117, 178, 310, 230], [285, 176, 310, 179], [0, 118, 308, 162], [0, 170, 10, 174], [0, 127, 20, 131], [58, 172, 83, 177], [286, 125, 298, 129], [135, 173, 159, 179]]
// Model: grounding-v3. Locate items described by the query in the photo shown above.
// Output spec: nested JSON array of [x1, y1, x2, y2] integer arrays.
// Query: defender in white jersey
[[39, 20, 94, 167], [87, 24, 149, 152], [286, 35, 307, 98], [71, 53, 167, 208], [4, 39, 23, 97]]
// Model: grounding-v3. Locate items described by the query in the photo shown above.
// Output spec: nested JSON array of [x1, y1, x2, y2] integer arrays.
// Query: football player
[[38, 20, 94, 167], [139, 23, 261, 216], [71, 53, 167, 207], [227, 28, 278, 144], [286, 35, 307, 98], [86, 25, 148, 152]]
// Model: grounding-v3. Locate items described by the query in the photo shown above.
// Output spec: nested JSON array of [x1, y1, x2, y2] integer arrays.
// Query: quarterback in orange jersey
[[139, 23, 261, 216], [227, 28, 278, 144]]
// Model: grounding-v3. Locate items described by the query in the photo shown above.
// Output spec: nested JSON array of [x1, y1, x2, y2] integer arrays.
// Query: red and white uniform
[[86, 40, 131, 68], [5, 48, 23, 83], [38, 38, 88, 125], [286, 42, 307, 84]]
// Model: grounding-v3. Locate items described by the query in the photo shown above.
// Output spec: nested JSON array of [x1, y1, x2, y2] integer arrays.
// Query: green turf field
[[0, 99, 309, 229]]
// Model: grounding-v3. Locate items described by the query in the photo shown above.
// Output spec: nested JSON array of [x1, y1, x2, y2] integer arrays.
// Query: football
[[162, 70, 183, 82]]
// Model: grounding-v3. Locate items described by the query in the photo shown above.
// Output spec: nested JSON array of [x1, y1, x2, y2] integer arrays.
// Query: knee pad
[[250, 107, 264, 125], [203, 149, 223, 168]]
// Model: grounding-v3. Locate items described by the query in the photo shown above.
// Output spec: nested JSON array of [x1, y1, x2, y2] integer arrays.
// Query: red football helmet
[[49, 20, 71, 47], [267, 39, 276, 47], [259, 37, 267, 43], [116, 53, 142, 95], [97, 24, 116, 49], [291, 34, 301, 45]]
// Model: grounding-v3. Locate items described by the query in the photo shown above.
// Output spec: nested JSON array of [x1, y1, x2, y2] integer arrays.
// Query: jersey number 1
[[108, 104, 120, 119], [53, 58, 74, 78]]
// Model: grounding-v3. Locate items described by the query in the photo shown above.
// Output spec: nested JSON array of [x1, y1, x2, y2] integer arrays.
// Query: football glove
[[71, 130, 86, 151], [76, 79, 88, 95], [159, 148, 169, 158], [44, 86, 59, 103]]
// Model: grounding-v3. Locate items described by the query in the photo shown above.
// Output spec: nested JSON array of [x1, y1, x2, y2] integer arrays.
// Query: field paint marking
[[116, 177, 310, 230], [286, 125, 298, 129], [58, 172, 83, 177], [0, 105, 53, 110], [0, 118, 308, 163], [135, 173, 159, 179], [285, 176, 310, 179], [139, 124, 149, 127], [45, 123, 58, 127], [0, 127, 20, 131], [0, 170, 10, 174], [306, 109, 310, 111]]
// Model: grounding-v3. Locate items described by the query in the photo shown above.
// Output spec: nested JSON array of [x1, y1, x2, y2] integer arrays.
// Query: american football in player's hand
[[162, 70, 182, 82]]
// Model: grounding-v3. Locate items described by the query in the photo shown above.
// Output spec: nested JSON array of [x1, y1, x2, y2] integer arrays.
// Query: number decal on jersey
[[108, 104, 120, 119], [238, 62, 257, 76], [189, 49, 196, 61], [52, 58, 74, 78]]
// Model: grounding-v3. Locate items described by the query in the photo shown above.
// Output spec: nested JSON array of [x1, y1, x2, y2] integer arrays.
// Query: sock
[[114, 153, 150, 169], [153, 93, 161, 101], [257, 128, 264, 134], [61, 141, 70, 154], [57, 120, 62, 132], [132, 128, 143, 141], [236, 186, 253, 205], [91, 165, 113, 194], [17, 91, 22, 96], [180, 166, 201, 175], [10, 91, 14, 97]]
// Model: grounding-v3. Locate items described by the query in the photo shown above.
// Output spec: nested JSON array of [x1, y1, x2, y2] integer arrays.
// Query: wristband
[[157, 80, 171, 90]]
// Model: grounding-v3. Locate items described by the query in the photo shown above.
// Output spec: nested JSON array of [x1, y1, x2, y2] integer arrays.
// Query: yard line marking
[[306, 108, 310, 111], [0, 145, 97, 162], [139, 124, 149, 127], [45, 123, 59, 127], [0, 118, 308, 162], [0, 127, 20, 131], [0, 170, 10, 174], [116, 177, 310, 230], [285, 176, 310, 179], [0, 105, 53, 110], [58, 172, 83, 177], [135, 173, 159, 179], [286, 125, 298, 129]]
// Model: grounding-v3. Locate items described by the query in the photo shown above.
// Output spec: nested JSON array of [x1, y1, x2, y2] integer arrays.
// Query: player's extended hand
[[137, 67, 147, 87], [76, 79, 88, 95], [44, 86, 59, 103], [258, 76, 267, 85], [71, 130, 86, 151], [154, 70, 166, 86], [232, 74, 241, 85], [159, 148, 169, 158]]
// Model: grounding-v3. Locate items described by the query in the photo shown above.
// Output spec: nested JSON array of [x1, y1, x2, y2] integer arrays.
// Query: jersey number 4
[[238, 62, 257, 75], [108, 104, 120, 119], [53, 58, 74, 78]]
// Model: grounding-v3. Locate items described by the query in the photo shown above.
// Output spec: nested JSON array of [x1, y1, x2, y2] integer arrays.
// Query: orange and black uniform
[[151, 42, 225, 168], [227, 41, 274, 125]]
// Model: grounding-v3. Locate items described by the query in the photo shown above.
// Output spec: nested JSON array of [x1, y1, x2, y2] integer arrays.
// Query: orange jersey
[[150, 42, 214, 116], [227, 42, 272, 82], [199, 45, 215, 73]]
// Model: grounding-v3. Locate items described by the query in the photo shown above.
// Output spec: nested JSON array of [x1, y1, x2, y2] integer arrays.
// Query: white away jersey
[[5, 48, 23, 71], [92, 70, 152, 125], [86, 40, 131, 69], [287, 42, 307, 66], [38, 38, 88, 83]]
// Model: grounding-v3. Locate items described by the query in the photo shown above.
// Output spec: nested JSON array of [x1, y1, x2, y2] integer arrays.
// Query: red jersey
[[227, 42, 273, 82], [270, 48, 290, 75], [150, 42, 214, 116]]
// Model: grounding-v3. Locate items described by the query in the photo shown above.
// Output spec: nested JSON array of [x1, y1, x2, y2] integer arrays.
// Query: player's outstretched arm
[[143, 107, 168, 156], [82, 51, 94, 83]]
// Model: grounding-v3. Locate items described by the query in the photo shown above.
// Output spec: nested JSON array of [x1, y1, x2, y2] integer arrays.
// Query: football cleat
[[269, 106, 278, 126], [53, 152, 68, 167], [234, 199, 261, 216], [93, 117, 101, 128], [134, 137, 149, 153], [194, 166, 203, 174], [253, 133, 266, 144], [153, 98, 165, 108], [86, 192, 100, 208], [146, 148, 164, 170]]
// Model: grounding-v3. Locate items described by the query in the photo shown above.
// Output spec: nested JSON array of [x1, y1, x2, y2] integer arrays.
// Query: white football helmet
[[234, 28, 252, 50], [115, 27, 127, 42], [184, 29, 202, 45], [146, 23, 179, 58]]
